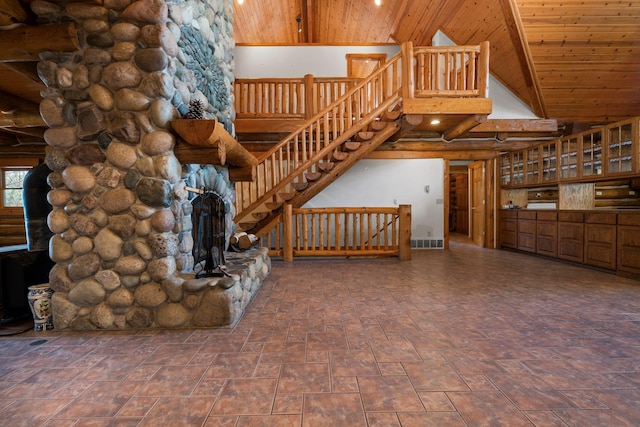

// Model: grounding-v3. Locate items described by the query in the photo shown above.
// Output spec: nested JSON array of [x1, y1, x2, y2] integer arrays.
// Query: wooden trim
[[498, 0, 546, 118]]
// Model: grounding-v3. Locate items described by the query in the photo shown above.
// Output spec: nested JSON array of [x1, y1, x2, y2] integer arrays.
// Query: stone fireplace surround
[[32, 0, 270, 330]]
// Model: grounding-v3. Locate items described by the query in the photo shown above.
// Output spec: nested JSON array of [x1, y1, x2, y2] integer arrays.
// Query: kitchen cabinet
[[536, 211, 558, 257], [499, 210, 517, 249], [584, 213, 617, 270], [517, 210, 536, 253], [557, 212, 584, 263], [606, 120, 635, 175], [617, 212, 640, 277]]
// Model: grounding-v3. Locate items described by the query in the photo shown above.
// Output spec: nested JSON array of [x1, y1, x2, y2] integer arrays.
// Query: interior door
[[469, 161, 485, 247], [346, 54, 386, 78]]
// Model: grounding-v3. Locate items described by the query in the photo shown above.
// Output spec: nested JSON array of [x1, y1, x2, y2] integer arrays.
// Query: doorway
[[445, 159, 496, 249]]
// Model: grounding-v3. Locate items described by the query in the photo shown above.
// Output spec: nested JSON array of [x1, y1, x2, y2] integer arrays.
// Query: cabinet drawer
[[518, 210, 536, 220], [537, 211, 558, 221], [585, 212, 617, 225], [558, 212, 584, 223], [618, 213, 640, 226], [500, 210, 518, 219]]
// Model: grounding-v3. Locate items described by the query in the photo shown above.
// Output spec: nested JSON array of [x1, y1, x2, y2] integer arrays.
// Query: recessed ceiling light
[[375, 0, 381, 6], [238, 0, 244, 4], [431, 119, 440, 125]]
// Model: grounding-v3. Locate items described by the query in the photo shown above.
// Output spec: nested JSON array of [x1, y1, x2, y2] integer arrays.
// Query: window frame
[[0, 158, 40, 216]]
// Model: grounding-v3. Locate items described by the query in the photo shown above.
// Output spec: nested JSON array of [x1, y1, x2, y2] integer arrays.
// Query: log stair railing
[[234, 52, 403, 237]]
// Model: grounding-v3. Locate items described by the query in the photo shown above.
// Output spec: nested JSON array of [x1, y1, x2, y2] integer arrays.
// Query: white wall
[[303, 159, 445, 240], [234, 45, 400, 78]]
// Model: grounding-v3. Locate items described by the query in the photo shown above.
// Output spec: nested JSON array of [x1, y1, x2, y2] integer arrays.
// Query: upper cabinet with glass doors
[[500, 116, 640, 188]]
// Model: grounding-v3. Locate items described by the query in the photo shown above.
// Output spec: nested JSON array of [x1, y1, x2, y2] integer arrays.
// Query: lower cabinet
[[500, 209, 640, 278], [536, 211, 558, 257], [517, 211, 537, 253], [558, 212, 584, 263], [584, 213, 617, 270], [617, 213, 640, 276], [499, 210, 517, 249]]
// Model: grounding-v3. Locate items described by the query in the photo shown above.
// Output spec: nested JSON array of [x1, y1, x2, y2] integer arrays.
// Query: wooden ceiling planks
[[517, 0, 640, 123]]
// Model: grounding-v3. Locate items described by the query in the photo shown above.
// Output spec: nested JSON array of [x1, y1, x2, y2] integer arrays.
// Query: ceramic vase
[[27, 284, 54, 331]]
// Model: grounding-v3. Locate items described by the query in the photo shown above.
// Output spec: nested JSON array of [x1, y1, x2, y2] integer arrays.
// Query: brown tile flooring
[[2, 237, 640, 426]]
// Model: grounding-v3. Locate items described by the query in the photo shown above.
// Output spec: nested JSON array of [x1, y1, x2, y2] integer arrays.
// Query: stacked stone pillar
[[30, 0, 268, 330]]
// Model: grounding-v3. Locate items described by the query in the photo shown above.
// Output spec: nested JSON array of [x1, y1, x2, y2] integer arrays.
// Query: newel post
[[283, 203, 294, 262], [304, 74, 315, 119], [398, 204, 412, 261], [478, 41, 490, 98], [401, 41, 414, 100]]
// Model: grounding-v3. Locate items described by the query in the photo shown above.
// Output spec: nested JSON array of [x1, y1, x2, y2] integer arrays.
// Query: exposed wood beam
[[498, 0, 546, 118], [0, 90, 44, 127], [388, 114, 423, 142], [367, 150, 498, 161], [443, 114, 487, 141], [0, 22, 79, 62], [470, 119, 557, 133], [302, 0, 315, 43], [0, 0, 28, 26], [1, 62, 40, 84]]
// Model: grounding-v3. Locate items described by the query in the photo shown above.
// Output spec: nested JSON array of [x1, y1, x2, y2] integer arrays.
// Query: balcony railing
[[234, 41, 490, 121]]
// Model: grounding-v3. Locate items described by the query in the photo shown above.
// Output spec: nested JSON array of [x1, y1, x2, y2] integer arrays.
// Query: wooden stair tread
[[317, 162, 335, 172], [265, 201, 283, 210], [278, 192, 296, 201], [370, 120, 387, 131], [252, 212, 270, 221], [354, 131, 374, 141], [332, 150, 349, 161], [292, 181, 308, 191], [344, 141, 361, 151], [305, 171, 322, 181], [382, 110, 402, 121]]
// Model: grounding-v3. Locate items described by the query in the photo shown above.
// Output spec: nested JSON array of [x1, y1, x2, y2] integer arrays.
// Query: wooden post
[[401, 41, 414, 100], [478, 41, 490, 98], [304, 74, 315, 119], [283, 203, 294, 262], [398, 204, 411, 260]]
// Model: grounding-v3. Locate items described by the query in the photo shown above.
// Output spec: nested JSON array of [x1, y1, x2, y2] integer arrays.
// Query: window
[[0, 160, 38, 214], [3, 168, 29, 208]]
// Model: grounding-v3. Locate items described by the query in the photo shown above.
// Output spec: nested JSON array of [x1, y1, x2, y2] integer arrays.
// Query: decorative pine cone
[[185, 99, 205, 119]]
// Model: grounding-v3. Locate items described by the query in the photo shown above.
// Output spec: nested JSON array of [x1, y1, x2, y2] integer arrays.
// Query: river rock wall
[[30, 0, 268, 330]]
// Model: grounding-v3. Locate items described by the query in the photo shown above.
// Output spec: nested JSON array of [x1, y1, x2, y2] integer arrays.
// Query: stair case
[[234, 53, 404, 237]]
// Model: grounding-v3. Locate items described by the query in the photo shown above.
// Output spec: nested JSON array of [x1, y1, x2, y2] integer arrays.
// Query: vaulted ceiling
[[233, 0, 640, 127], [1, 0, 639, 154]]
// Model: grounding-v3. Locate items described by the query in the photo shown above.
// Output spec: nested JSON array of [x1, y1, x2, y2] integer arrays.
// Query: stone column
[[32, 0, 238, 330]]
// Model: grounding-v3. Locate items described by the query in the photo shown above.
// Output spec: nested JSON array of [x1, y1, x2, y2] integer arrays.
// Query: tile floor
[[2, 237, 640, 426]]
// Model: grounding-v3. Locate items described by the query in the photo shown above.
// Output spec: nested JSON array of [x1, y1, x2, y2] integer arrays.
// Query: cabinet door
[[617, 225, 640, 276], [558, 222, 584, 263], [512, 152, 524, 186], [606, 120, 634, 175], [585, 223, 617, 270], [582, 129, 603, 177], [500, 218, 517, 248], [526, 147, 540, 185], [560, 136, 580, 180], [518, 219, 536, 252], [537, 220, 558, 257], [500, 154, 511, 187], [541, 141, 558, 183]]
